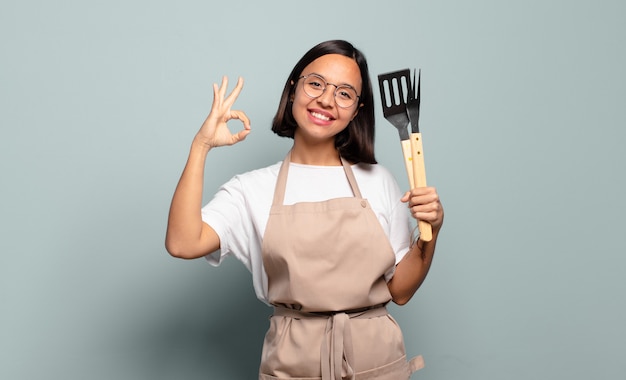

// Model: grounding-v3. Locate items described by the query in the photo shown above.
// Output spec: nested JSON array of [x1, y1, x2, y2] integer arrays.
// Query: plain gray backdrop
[[1, 0, 625, 379]]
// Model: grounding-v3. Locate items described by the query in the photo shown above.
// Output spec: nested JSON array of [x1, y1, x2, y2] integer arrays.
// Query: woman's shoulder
[[352, 162, 397, 182], [229, 160, 282, 190], [352, 162, 403, 199], [211, 160, 282, 208]]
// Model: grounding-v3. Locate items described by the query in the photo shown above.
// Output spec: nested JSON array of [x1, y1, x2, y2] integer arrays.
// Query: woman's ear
[[289, 80, 295, 102]]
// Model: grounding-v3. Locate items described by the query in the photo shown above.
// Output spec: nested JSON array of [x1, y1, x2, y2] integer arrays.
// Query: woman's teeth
[[311, 111, 331, 121]]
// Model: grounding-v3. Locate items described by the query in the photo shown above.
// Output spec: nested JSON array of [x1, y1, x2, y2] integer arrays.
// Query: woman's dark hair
[[271, 40, 377, 164]]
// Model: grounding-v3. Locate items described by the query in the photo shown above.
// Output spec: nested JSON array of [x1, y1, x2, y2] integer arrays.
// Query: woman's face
[[291, 54, 362, 145]]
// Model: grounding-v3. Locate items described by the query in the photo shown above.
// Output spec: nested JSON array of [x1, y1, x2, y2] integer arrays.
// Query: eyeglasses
[[298, 74, 360, 108]]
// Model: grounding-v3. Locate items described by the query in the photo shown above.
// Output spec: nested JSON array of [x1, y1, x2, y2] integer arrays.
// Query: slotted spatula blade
[[378, 69, 411, 138]]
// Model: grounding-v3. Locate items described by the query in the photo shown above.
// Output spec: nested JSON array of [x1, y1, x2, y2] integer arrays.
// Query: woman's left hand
[[401, 187, 444, 232]]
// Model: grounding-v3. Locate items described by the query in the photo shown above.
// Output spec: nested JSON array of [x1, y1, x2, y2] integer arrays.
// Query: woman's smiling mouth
[[309, 110, 334, 122]]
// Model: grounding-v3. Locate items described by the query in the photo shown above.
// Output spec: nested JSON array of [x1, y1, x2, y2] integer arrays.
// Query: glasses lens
[[334, 86, 358, 108], [303, 75, 326, 98]]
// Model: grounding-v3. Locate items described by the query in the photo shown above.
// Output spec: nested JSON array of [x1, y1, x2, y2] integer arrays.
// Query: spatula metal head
[[407, 69, 421, 133], [378, 69, 411, 140]]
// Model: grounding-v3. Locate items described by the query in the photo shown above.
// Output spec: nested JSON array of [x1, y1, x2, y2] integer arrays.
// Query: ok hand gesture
[[195, 76, 251, 149]]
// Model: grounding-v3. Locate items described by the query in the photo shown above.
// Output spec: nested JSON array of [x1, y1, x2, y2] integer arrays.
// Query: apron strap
[[271, 151, 291, 207], [340, 156, 363, 199], [271, 151, 364, 207]]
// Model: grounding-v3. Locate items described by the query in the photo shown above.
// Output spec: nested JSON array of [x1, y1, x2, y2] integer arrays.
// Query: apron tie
[[321, 312, 354, 380], [273, 305, 388, 380]]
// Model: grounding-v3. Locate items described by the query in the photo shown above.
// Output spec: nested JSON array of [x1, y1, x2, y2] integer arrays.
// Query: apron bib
[[259, 152, 423, 380]]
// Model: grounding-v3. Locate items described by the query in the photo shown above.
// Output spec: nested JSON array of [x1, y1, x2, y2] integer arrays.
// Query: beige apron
[[259, 152, 424, 380]]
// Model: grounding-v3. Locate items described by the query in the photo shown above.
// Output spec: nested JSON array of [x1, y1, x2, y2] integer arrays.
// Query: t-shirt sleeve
[[200, 176, 254, 271]]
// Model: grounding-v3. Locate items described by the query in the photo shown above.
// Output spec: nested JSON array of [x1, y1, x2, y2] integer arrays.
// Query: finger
[[411, 211, 436, 224], [409, 189, 439, 207], [408, 205, 426, 217], [225, 110, 252, 145], [224, 77, 244, 108], [211, 76, 228, 110], [220, 75, 228, 95], [410, 186, 437, 197], [416, 209, 443, 226], [229, 110, 251, 130], [211, 82, 220, 110], [233, 128, 251, 143], [400, 191, 411, 203], [408, 195, 436, 210], [214, 75, 228, 105], [413, 200, 440, 213]]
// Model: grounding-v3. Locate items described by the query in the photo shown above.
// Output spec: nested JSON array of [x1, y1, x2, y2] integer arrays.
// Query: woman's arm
[[165, 77, 250, 259], [387, 187, 444, 304]]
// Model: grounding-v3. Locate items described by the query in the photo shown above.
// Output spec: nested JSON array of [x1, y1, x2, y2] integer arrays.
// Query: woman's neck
[[289, 140, 341, 166]]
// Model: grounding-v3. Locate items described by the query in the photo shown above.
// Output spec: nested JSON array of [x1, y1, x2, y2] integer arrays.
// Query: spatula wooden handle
[[400, 139, 415, 188], [410, 132, 432, 242]]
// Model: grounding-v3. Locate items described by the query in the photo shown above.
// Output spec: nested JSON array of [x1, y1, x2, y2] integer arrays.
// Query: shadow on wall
[[111, 258, 271, 379]]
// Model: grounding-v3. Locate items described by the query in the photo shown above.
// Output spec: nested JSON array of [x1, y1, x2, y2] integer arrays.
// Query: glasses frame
[[297, 74, 361, 109]]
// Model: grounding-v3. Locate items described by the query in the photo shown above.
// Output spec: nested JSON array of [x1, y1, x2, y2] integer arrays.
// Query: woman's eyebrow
[[306, 72, 357, 89]]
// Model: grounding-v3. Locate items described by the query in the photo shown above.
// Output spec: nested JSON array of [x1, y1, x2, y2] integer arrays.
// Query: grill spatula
[[378, 69, 414, 187], [378, 68, 432, 242]]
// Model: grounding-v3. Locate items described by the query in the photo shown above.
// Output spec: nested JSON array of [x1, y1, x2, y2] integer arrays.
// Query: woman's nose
[[316, 86, 336, 107]]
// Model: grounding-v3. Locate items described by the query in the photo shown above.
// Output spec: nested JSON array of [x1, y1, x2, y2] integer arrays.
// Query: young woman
[[166, 40, 444, 379]]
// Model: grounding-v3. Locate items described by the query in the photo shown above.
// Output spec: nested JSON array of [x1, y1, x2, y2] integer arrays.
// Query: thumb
[[400, 191, 411, 203], [234, 128, 251, 143]]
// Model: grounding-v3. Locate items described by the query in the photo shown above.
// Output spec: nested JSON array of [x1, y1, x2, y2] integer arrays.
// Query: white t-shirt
[[201, 160, 412, 304]]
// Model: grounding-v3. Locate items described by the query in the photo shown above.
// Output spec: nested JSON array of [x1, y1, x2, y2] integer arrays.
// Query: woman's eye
[[338, 89, 354, 100]]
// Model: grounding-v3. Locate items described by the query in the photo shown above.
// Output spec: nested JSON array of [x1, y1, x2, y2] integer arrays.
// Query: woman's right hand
[[194, 76, 251, 149]]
